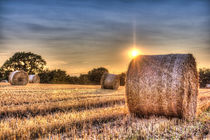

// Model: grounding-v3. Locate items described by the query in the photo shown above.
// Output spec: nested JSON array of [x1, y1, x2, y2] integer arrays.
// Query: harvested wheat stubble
[[29, 74, 40, 83], [101, 73, 120, 90], [9, 70, 29, 85], [126, 54, 198, 121]]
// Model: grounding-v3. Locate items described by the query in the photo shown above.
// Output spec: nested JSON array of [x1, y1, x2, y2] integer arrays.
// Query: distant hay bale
[[9, 70, 29, 85], [29, 74, 40, 83], [1, 80, 8, 83], [126, 54, 198, 121], [101, 73, 120, 90], [206, 84, 210, 88]]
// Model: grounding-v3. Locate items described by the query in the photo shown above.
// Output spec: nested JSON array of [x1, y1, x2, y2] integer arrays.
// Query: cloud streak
[[0, 0, 209, 73]]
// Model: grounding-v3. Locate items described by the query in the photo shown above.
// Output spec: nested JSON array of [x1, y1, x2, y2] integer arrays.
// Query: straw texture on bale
[[9, 70, 29, 85], [29, 74, 40, 83], [101, 73, 120, 90], [126, 54, 198, 121]]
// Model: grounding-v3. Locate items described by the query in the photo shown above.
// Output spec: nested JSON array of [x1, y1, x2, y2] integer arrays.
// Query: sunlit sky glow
[[0, 0, 209, 75]]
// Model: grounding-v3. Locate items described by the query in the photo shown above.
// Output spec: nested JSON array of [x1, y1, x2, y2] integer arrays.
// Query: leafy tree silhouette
[[0, 52, 46, 80], [88, 67, 108, 84], [199, 68, 210, 88]]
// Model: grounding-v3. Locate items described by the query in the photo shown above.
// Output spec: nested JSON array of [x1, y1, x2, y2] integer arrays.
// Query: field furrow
[[0, 105, 128, 139], [0, 89, 124, 106], [0, 84, 209, 139], [0, 96, 125, 119]]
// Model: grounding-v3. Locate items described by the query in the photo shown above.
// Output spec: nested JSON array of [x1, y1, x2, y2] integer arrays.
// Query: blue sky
[[0, 0, 209, 75]]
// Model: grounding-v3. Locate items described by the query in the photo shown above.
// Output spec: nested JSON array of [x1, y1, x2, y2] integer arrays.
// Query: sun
[[131, 49, 139, 57], [129, 48, 140, 58]]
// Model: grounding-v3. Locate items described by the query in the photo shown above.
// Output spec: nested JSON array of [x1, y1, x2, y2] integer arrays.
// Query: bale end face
[[126, 54, 198, 121], [9, 70, 29, 85], [101, 73, 120, 90], [29, 75, 40, 83]]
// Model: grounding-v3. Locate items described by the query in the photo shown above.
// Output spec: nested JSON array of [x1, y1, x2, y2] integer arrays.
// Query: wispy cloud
[[0, 0, 209, 72]]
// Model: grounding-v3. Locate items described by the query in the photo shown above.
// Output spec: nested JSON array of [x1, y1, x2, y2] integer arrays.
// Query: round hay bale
[[9, 70, 29, 85], [101, 73, 120, 90], [1, 80, 8, 83], [206, 84, 210, 88], [29, 74, 40, 83], [126, 54, 198, 121]]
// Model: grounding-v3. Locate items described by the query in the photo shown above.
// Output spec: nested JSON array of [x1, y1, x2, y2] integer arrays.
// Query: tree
[[199, 68, 210, 88], [68, 76, 80, 84], [39, 69, 70, 84], [88, 67, 108, 84], [38, 70, 52, 83], [78, 74, 91, 84], [119, 72, 126, 86], [1, 52, 46, 80], [0, 70, 3, 81]]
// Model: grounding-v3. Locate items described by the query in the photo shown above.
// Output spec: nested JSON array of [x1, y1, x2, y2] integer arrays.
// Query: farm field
[[0, 83, 209, 139]]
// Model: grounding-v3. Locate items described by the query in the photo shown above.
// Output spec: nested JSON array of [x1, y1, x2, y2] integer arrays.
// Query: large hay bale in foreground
[[29, 74, 40, 83], [9, 70, 29, 85], [101, 73, 120, 90], [126, 54, 198, 121]]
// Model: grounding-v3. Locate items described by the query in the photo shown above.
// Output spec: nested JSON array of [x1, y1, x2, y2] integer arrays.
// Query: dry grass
[[0, 83, 209, 139], [0, 105, 127, 139], [0, 95, 125, 118], [197, 89, 210, 122]]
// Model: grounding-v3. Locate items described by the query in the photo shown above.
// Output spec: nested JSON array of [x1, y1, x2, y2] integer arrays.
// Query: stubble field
[[0, 83, 209, 139]]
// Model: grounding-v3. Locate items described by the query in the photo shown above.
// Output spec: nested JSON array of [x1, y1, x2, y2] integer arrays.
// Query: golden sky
[[0, 0, 209, 75]]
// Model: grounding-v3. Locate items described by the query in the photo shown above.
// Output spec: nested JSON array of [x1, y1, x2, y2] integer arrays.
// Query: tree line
[[0, 52, 209, 87], [0, 52, 126, 85]]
